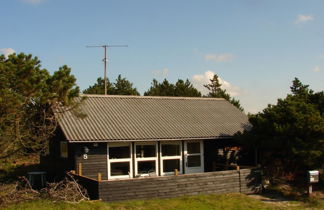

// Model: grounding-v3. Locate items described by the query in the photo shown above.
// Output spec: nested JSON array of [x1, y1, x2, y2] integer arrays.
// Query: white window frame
[[107, 142, 133, 180], [134, 142, 158, 177], [160, 141, 182, 176]]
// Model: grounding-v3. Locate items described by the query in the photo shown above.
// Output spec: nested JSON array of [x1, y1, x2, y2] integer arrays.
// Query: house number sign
[[83, 154, 88, 159]]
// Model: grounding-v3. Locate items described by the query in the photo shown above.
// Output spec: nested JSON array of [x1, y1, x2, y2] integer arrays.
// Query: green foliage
[[83, 75, 139, 95], [204, 74, 244, 111], [0, 53, 79, 159], [144, 79, 201, 97], [238, 78, 324, 176]]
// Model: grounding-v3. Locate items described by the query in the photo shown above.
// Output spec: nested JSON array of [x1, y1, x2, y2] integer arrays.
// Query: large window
[[134, 142, 158, 176], [160, 142, 182, 175], [108, 143, 132, 179]]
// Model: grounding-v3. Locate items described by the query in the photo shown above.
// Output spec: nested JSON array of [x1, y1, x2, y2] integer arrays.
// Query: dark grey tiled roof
[[57, 95, 250, 142]]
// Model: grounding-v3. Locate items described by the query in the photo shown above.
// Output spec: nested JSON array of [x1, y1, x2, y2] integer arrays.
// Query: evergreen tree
[[204, 75, 243, 111], [82, 77, 114, 94], [144, 79, 201, 97], [0, 53, 80, 158], [237, 78, 324, 178], [174, 79, 202, 97], [83, 75, 139, 95], [114, 75, 140, 95]]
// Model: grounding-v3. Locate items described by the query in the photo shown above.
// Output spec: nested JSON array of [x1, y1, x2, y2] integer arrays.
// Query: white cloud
[[204, 53, 234, 63], [152, 68, 169, 77], [294, 14, 314, 24], [0, 48, 15, 58], [313, 66, 321, 72], [21, 0, 45, 4], [191, 71, 244, 96]]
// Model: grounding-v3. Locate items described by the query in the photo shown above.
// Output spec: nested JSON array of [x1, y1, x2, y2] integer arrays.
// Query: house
[[42, 94, 259, 201]]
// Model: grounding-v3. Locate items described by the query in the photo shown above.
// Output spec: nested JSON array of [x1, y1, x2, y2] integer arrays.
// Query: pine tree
[[83, 75, 139, 95], [144, 79, 201, 97], [204, 75, 243, 111], [0, 53, 80, 158]]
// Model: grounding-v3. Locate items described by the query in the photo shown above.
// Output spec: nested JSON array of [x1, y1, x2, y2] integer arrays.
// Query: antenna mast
[[86, 44, 128, 95]]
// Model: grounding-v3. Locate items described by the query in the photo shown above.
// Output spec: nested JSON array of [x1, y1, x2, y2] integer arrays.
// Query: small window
[[109, 146, 130, 159], [60, 141, 68, 158], [187, 142, 200, 154], [137, 161, 156, 174], [187, 155, 201, 167], [163, 159, 180, 172], [111, 162, 130, 176], [136, 145, 156, 158], [162, 144, 180, 156]]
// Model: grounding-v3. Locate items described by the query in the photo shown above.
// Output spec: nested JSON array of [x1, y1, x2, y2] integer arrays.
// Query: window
[[111, 162, 130, 176], [162, 144, 180, 156], [136, 145, 156, 158], [109, 146, 130, 159], [160, 142, 182, 175], [108, 143, 132, 179], [60, 141, 68, 158], [134, 142, 158, 176], [163, 159, 180, 172]]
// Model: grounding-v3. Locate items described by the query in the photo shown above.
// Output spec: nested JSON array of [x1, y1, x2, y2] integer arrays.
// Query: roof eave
[[67, 136, 234, 143]]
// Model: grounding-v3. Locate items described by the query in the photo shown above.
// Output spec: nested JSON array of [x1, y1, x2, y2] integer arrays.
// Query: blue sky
[[1, 0, 324, 113]]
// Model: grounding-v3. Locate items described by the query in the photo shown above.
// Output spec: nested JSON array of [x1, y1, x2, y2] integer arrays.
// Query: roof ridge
[[81, 94, 226, 101]]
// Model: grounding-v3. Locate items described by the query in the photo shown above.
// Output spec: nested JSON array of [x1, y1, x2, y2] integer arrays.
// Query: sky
[[1, 0, 324, 113]]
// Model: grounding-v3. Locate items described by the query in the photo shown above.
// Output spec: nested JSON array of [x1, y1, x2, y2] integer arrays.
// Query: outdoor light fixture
[[84, 146, 89, 154]]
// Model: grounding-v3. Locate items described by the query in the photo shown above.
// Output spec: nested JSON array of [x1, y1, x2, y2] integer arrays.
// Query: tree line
[[83, 75, 243, 111]]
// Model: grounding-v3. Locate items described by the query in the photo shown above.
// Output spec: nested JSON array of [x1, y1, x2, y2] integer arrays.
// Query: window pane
[[111, 162, 130, 176], [109, 146, 130, 159], [162, 144, 180, 156], [60, 142, 68, 158], [137, 161, 156, 174], [163, 159, 180, 172], [187, 142, 200, 154], [136, 145, 156, 158], [188, 155, 201, 167]]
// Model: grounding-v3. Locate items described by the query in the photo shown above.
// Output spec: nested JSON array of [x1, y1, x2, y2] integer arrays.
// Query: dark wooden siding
[[75, 143, 108, 180], [40, 128, 75, 181], [97, 168, 261, 201]]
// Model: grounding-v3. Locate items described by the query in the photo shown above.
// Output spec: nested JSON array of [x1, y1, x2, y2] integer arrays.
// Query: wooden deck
[[71, 168, 261, 201]]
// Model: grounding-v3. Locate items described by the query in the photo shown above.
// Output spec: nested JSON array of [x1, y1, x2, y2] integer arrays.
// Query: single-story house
[[42, 95, 259, 201]]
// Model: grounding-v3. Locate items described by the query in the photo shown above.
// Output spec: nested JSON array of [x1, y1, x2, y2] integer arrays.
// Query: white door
[[184, 141, 204, 174]]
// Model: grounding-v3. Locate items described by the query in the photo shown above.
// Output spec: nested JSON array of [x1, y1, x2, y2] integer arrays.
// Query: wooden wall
[[75, 143, 108, 180], [97, 168, 261, 201], [40, 128, 75, 181]]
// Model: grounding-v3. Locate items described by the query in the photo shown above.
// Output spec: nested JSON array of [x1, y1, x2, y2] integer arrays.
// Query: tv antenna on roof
[[86, 44, 128, 95]]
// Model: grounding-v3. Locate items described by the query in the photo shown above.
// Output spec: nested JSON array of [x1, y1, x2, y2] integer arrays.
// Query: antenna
[[86, 44, 128, 95]]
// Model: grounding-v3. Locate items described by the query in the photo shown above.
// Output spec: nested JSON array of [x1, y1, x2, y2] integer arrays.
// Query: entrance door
[[184, 141, 204, 174]]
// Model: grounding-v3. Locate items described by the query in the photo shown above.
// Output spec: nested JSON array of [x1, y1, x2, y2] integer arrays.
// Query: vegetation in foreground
[[5, 192, 324, 210], [4, 193, 277, 210]]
